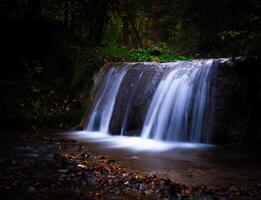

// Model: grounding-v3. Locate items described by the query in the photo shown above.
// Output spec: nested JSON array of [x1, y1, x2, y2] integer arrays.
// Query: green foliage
[[219, 31, 243, 41], [1, 0, 260, 131], [71, 46, 105, 92], [99, 40, 130, 62], [100, 42, 193, 62]]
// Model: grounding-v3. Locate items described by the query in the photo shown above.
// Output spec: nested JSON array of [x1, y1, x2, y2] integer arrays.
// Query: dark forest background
[[0, 0, 260, 130]]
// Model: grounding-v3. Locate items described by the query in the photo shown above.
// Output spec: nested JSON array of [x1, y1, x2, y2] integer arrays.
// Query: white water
[[141, 60, 216, 143], [68, 131, 214, 152], [85, 60, 217, 144], [85, 65, 129, 133]]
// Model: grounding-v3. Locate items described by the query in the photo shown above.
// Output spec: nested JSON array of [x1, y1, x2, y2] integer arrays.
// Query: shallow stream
[[64, 131, 261, 186]]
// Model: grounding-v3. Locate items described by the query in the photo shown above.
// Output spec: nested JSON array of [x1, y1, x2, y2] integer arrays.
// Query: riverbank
[[0, 131, 260, 200]]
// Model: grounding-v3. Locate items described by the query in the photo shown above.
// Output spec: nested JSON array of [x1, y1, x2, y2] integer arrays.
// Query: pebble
[[2, 132, 259, 200], [78, 164, 86, 168], [124, 181, 130, 185], [28, 186, 36, 193], [98, 156, 106, 160], [81, 152, 91, 159], [57, 169, 68, 173]]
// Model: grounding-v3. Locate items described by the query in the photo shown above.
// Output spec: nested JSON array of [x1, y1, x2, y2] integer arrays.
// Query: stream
[[64, 131, 261, 186]]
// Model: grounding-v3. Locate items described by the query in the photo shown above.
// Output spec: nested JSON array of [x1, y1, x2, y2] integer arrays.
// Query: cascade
[[85, 64, 130, 132], [141, 60, 216, 142], [85, 60, 217, 143]]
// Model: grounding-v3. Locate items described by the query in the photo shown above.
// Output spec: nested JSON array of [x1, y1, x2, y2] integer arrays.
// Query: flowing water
[[71, 60, 261, 185], [141, 60, 216, 142], [85, 60, 217, 143], [65, 131, 261, 186], [85, 64, 129, 133]]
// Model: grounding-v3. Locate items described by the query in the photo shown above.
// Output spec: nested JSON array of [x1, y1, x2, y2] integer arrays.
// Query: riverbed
[[64, 131, 261, 186]]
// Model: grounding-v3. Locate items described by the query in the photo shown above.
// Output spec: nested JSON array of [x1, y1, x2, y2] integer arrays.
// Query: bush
[[99, 42, 194, 62]]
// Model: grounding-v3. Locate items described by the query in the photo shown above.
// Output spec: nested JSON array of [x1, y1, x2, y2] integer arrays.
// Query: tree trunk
[[26, 0, 41, 22], [89, 0, 110, 44], [149, 0, 160, 43], [64, 0, 70, 27], [122, 15, 130, 46]]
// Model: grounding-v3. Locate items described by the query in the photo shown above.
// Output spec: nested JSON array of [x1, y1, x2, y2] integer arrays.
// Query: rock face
[[109, 63, 164, 135], [212, 58, 261, 145], [85, 58, 261, 145]]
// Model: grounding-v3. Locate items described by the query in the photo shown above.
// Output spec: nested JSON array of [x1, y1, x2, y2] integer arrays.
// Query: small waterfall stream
[[141, 60, 216, 142], [86, 64, 129, 132], [85, 60, 217, 143]]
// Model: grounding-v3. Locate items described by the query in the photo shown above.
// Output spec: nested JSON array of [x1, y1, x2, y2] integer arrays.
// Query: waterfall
[[85, 64, 129, 133], [141, 60, 216, 143], [85, 60, 217, 143]]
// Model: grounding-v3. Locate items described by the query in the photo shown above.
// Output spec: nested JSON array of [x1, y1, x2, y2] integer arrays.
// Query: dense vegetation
[[0, 0, 260, 130]]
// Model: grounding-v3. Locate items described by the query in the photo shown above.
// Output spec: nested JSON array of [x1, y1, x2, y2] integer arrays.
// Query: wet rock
[[74, 126, 83, 131], [107, 159, 116, 164], [57, 169, 68, 173], [35, 154, 56, 167], [78, 164, 87, 169], [144, 189, 153, 196], [109, 63, 164, 135], [81, 152, 91, 159], [2, 131, 261, 200], [98, 155, 106, 160], [213, 57, 261, 145]]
